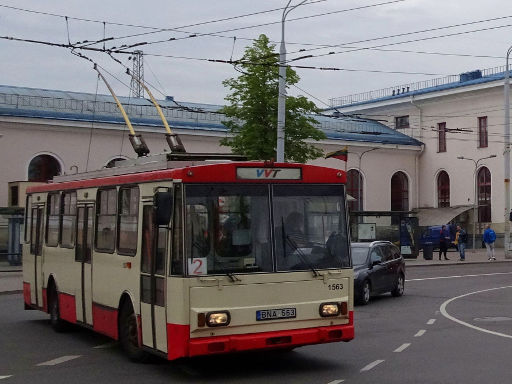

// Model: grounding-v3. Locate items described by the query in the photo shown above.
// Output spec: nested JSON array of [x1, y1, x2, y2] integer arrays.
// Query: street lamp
[[276, 0, 307, 163], [457, 154, 497, 252], [504, 45, 512, 259]]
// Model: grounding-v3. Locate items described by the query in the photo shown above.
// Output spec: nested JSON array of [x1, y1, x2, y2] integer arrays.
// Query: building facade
[[328, 66, 510, 244]]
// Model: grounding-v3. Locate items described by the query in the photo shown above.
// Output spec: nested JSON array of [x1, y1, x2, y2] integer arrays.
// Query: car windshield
[[184, 184, 351, 276], [351, 247, 369, 266]]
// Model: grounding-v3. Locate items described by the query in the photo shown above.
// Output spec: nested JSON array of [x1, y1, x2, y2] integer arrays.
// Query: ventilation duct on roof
[[459, 70, 482, 83]]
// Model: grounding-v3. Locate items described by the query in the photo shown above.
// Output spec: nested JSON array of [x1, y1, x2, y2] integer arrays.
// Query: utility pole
[[130, 50, 144, 98], [504, 45, 512, 259], [276, 0, 307, 163]]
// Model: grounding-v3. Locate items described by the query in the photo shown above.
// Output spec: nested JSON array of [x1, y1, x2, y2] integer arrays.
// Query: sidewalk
[[405, 247, 512, 266]]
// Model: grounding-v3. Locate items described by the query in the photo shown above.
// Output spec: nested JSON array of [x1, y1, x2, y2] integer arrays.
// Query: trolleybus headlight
[[319, 303, 341, 317], [206, 311, 231, 327]]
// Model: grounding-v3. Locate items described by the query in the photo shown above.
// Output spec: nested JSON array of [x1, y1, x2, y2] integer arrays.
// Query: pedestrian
[[456, 225, 467, 261], [483, 224, 496, 261], [438, 224, 450, 260]]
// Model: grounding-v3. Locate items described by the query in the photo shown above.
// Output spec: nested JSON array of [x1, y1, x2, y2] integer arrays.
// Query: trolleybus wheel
[[119, 303, 148, 362], [49, 284, 67, 332]]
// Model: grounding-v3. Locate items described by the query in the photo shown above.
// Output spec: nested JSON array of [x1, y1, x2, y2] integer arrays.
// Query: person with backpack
[[456, 225, 467, 261], [483, 224, 497, 261]]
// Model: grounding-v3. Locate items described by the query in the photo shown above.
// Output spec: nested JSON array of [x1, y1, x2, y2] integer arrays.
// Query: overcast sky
[[1, 0, 511, 107]]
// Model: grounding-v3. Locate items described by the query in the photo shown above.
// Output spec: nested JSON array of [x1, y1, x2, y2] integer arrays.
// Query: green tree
[[220, 34, 325, 163]]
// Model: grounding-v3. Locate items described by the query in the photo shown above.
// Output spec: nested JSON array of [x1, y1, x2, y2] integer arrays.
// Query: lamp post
[[504, 45, 512, 259], [457, 154, 497, 251], [276, 0, 307, 163]]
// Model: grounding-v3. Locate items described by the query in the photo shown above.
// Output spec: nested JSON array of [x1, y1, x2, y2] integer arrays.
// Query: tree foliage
[[219, 34, 325, 163]]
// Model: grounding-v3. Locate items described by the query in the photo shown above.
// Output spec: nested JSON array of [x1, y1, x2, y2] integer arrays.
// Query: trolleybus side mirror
[[154, 191, 173, 226]]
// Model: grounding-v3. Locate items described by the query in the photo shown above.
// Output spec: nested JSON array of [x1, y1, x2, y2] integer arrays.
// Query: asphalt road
[[1, 263, 512, 383]]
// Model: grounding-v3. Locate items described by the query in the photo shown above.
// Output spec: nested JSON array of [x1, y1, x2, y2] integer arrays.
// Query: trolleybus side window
[[25, 195, 32, 243], [170, 183, 184, 275], [118, 186, 139, 256], [273, 184, 351, 271], [96, 188, 117, 253], [61, 191, 77, 248], [46, 193, 60, 247], [184, 184, 272, 274]]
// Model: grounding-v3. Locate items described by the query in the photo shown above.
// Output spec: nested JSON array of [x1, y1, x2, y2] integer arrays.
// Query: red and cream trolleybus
[[23, 153, 354, 361]]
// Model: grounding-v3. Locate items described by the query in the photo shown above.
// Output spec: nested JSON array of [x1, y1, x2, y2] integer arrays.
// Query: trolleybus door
[[75, 205, 94, 325], [30, 205, 44, 307], [140, 205, 168, 353]]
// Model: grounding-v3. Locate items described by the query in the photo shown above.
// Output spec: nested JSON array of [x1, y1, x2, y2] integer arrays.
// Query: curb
[[405, 260, 512, 267]]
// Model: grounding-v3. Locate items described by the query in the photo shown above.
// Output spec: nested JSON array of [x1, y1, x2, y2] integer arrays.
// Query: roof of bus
[[26, 162, 347, 194], [0, 84, 422, 147]]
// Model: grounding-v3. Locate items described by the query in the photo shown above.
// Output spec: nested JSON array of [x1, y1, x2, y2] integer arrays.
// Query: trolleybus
[[23, 154, 354, 361]]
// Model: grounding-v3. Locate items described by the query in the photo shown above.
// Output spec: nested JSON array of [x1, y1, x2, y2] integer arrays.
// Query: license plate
[[256, 308, 296, 321]]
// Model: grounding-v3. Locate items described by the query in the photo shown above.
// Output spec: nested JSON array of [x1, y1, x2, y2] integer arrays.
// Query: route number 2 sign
[[187, 258, 207, 275]]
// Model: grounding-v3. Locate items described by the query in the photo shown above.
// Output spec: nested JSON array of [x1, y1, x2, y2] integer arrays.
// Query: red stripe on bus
[[26, 163, 346, 193], [92, 304, 119, 340], [42, 288, 48, 313], [167, 315, 354, 360], [167, 323, 190, 360], [58, 292, 77, 324], [23, 282, 31, 306]]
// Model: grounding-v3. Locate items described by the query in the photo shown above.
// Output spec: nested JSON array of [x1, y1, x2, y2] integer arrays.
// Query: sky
[[1, 0, 511, 108]]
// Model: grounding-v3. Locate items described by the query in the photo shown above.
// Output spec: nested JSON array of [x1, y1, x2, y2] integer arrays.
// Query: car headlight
[[206, 311, 231, 327], [319, 303, 340, 317]]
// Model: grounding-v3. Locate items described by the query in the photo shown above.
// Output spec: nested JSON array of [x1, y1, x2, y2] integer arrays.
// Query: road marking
[[427, 319, 436, 325], [93, 341, 118, 349], [326, 380, 344, 384], [0, 376, 12, 380], [394, 343, 411, 352], [406, 271, 512, 282], [37, 355, 81, 366], [360, 360, 385, 372], [440, 285, 512, 339], [414, 330, 426, 337]]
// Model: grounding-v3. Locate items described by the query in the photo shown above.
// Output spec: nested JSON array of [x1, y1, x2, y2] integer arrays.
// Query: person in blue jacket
[[438, 225, 450, 260], [483, 224, 496, 261]]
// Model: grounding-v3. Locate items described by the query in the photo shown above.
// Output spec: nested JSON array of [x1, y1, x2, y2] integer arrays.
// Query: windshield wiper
[[226, 272, 241, 282], [285, 234, 319, 277]]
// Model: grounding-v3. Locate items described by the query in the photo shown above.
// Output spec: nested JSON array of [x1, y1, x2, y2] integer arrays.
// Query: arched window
[[346, 169, 363, 211], [28, 154, 61, 182], [437, 171, 450, 207], [477, 167, 491, 222], [391, 171, 409, 211]]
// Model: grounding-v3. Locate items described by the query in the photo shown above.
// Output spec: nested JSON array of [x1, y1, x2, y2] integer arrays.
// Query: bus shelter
[[0, 207, 24, 266], [349, 211, 420, 258]]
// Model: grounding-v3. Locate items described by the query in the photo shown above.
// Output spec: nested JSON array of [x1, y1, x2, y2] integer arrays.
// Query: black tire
[[48, 284, 68, 332], [358, 280, 371, 305], [391, 273, 405, 297], [119, 303, 149, 362]]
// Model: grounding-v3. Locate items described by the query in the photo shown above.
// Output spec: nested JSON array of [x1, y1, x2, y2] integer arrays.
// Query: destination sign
[[236, 167, 302, 180]]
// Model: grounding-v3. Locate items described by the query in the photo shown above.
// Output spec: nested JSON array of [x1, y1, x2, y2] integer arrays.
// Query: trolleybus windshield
[[184, 184, 350, 276]]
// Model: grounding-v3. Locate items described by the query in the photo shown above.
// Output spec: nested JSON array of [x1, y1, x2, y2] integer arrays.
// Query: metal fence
[[329, 65, 507, 108]]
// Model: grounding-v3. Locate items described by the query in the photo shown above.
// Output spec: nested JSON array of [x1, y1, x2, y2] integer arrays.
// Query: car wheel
[[359, 280, 371, 305], [391, 273, 405, 297]]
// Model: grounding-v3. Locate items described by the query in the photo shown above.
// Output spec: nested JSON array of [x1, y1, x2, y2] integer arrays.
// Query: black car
[[351, 241, 405, 305]]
